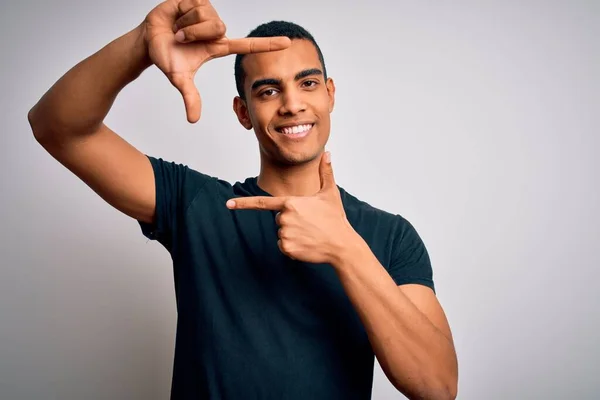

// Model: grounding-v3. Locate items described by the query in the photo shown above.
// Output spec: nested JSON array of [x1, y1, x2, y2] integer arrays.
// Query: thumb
[[319, 151, 336, 192], [170, 72, 202, 123]]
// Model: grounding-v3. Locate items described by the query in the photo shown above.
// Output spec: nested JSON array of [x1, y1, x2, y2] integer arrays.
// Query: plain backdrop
[[1, 0, 598, 399]]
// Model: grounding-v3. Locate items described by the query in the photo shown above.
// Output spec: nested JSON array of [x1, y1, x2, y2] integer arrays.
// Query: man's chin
[[276, 150, 322, 167]]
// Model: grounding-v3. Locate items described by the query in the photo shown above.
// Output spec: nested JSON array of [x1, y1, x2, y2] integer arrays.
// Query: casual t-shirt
[[139, 156, 435, 400]]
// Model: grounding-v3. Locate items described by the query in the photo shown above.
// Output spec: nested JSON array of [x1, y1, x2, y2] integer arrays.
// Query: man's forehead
[[242, 39, 322, 81]]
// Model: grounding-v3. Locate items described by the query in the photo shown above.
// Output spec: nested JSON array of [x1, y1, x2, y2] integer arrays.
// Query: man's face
[[234, 39, 335, 166]]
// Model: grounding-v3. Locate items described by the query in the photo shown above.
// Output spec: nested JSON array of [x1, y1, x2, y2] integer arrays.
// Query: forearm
[[29, 23, 152, 141], [331, 232, 457, 400]]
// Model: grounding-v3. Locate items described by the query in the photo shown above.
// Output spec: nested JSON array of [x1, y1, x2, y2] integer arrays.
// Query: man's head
[[233, 21, 335, 167]]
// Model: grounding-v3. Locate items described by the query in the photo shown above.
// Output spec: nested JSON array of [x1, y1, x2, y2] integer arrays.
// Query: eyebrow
[[250, 68, 323, 91]]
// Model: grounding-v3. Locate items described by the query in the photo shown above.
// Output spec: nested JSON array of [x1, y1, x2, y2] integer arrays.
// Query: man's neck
[[256, 154, 322, 198]]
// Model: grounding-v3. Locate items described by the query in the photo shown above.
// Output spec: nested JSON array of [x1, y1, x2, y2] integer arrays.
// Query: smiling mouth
[[275, 123, 314, 138]]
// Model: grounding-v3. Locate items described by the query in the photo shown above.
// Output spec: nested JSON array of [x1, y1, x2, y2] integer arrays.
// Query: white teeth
[[281, 124, 312, 135]]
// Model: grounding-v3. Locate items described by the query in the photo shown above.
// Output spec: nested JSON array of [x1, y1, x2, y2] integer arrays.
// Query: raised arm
[[28, 0, 291, 224], [28, 22, 157, 223]]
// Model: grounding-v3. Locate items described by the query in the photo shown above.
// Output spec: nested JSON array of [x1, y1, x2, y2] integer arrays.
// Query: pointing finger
[[226, 36, 291, 55], [227, 196, 287, 211]]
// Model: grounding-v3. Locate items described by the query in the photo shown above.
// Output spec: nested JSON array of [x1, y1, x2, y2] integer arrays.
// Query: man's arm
[[28, 23, 157, 223], [331, 235, 458, 400]]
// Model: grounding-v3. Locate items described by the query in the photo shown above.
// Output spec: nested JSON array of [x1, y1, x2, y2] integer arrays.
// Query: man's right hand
[[144, 0, 291, 123]]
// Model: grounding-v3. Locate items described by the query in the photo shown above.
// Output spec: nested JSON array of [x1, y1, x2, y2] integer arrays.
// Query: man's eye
[[261, 89, 278, 97], [303, 80, 318, 87]]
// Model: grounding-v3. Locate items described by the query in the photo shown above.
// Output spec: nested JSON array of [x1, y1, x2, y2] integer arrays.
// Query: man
[[28, 0, 458, 398]]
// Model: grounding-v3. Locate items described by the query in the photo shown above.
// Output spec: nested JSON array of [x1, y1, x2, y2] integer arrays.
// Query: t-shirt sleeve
[[388, 216, 436, 293], [138, 155, 211, 252]]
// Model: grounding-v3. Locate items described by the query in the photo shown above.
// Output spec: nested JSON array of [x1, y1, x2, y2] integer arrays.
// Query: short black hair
[[234, 21, 327, 100]]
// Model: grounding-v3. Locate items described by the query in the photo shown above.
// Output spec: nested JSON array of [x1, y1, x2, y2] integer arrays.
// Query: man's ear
[[233, 96, 253, 130], [326, 78, 336, 113]]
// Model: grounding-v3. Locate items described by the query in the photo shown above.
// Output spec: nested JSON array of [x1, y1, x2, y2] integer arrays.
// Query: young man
[[28, 0, 458, 399]]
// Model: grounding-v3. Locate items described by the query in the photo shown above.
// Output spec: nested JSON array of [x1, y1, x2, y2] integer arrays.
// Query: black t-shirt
[[139, 156, 435, 400]]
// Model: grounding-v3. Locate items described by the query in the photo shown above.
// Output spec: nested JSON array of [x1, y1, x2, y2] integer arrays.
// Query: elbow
[[28, 104, 46, 143], [392, 373, 458, 400], [428, 378, 458, 400], [28, 104, 63, 146], [429, 369, 458, 400], [407, 383, 457, 400], [28, 106, 38, 135], [438, 381, 458, 400]]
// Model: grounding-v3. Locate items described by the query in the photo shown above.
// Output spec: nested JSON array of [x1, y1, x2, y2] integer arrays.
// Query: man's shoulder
[[339, 186, 404, 223], [337, 186, 419, 246]]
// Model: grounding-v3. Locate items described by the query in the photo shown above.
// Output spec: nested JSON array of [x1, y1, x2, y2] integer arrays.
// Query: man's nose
[[278, 89, 307, 115]]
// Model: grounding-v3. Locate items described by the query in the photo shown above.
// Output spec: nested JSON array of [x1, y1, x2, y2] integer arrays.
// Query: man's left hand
[[226, 151, 356, 265]]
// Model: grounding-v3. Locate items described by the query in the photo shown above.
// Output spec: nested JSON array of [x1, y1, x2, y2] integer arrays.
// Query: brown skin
[[233, 39, 335, 197]]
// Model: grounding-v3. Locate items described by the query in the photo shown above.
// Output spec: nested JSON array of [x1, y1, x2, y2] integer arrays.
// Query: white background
[[1, 0, 598, 398]]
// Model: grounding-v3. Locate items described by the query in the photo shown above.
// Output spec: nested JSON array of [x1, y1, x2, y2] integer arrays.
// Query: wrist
[[131, 22, 153, 73], [329, 224, 369, 269]]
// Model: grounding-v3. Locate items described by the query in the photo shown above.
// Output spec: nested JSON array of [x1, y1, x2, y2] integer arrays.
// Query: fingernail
[[175, 30, 185, 42], [226, 200, 236, 208], [325, 151, 331, 163]]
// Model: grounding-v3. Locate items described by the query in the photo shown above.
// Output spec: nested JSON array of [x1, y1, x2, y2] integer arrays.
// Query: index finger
[[226, 196, 287, 210], [226, 36, 291, 55]]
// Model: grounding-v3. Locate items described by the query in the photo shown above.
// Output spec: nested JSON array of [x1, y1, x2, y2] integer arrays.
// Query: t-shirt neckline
[[245, 177, 273, 197]]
